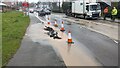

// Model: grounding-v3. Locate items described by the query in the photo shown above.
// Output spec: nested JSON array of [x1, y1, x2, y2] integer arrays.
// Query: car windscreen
[[90, 4, 101, 11]]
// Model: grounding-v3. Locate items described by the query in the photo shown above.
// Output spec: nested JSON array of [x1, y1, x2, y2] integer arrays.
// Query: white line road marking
[[113, 40, 118, 44], [35, 14, 46, 23]]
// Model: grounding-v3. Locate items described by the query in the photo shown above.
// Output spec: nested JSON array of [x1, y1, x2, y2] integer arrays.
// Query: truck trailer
[[65, 0, 101, 19]]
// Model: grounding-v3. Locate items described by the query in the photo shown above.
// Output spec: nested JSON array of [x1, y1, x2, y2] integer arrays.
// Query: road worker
[[103, 6, 108, 20], [111, 7, 118, 21]]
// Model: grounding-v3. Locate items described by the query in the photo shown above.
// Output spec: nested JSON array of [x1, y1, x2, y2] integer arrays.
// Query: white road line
[[113, 40, 118, 44], [35, 14, 46, 23]]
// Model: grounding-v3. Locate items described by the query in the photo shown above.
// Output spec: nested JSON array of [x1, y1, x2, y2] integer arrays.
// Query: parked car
[[44, 8, 51, 15], [45, 9, 51, 15], [38, 9, 46, 16], [29, 8, 34, 13]]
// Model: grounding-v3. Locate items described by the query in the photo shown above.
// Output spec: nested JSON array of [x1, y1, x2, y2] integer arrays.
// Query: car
[[29, 8, 34, 13], [34, 8, 37, 12], [45, 10, 51, 15], [44, 8, 51, 15], [38, 9, 46, 16]]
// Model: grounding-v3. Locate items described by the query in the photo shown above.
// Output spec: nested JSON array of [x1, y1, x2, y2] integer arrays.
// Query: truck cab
[[71, 1, 101, 19], [85, 3, 101, 19]]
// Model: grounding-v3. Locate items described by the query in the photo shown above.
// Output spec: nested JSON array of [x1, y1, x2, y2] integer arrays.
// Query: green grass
[[2, 11, 30, 66], [0, 13, 2, 67]]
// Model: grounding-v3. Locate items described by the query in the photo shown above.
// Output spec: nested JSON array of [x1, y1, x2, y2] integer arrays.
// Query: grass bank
[[0, 13, 2, 67], [2, 11, 30, 66]]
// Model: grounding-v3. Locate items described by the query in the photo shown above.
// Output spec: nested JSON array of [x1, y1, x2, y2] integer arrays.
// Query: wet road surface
[[43, 14, 118, 66]]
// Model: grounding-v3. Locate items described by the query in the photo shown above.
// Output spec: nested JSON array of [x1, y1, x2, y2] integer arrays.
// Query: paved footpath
[[6, 14, 66, 66]]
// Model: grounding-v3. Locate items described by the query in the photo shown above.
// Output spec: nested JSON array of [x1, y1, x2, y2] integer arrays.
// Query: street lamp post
[[59, 0, 60, 12]]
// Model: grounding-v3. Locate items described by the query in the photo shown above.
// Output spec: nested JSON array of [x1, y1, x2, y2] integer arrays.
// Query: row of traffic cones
[[47, 17, 65, 32], [46, 16, 74, 44]]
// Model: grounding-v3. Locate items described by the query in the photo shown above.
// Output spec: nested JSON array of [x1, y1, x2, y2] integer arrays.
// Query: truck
[[65, 0, 101, 19]]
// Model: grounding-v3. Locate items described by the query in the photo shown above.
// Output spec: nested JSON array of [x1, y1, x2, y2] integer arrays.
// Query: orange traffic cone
[[47, 18, 50, 25], [60, 21, 65, 32], [54, 20, 58, 27], [67, 31, 74, 44]]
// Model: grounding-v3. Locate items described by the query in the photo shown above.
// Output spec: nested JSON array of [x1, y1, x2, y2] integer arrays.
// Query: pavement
[[101, 17, 120, 23], [6, 14, 66, 66]]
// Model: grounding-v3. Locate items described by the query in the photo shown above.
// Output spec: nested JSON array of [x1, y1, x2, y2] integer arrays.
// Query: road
[[6, 12, 118, 67], [39, 13, 118, 66], [51, 13, 119, 40]]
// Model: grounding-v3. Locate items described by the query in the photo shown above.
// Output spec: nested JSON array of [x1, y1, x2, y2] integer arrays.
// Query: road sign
[[22, 2, 29, 7]]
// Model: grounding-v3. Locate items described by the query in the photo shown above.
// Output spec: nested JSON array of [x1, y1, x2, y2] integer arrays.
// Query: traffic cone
[[47, 18, 50, 25], [54, 20, 58, 27], [67, 31, 74, 44], [60, 21, 65, 32]]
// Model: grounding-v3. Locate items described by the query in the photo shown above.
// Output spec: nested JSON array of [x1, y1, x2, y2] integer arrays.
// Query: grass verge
[[2, 11, 30, 66], [0, 12, 2, 67]]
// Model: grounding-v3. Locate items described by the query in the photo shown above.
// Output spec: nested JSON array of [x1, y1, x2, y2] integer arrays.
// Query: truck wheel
[[84, 15, 86, 19], [84, 15, 87, 19], [75, 15, 77, 18], [72, 13, 75, 17]]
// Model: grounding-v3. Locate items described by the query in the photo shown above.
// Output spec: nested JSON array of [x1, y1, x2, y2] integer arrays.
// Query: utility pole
[[59, 0, 60, 12]]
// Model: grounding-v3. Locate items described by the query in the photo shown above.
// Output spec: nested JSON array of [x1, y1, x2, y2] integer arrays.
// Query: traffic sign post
[[22, 2, 29, 16]]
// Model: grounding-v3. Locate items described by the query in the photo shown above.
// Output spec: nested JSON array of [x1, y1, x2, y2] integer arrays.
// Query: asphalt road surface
[[6, 13, 118, 66], [42, 14, 118, 66]]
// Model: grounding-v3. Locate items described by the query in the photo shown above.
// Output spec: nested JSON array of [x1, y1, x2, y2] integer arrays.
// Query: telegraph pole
[[59, 0, 60, 12]]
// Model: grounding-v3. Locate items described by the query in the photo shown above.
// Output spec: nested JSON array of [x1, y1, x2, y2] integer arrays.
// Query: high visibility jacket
[[104, 7, 108, 13], [112, 8, 118, 15]]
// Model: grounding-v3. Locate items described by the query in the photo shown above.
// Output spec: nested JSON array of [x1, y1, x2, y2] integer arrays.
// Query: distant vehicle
[[36, 8, 40, 12], [19, 7, 22, 11], [65, 0, 101, 19], [34, 8, 37, 12], [38, 9, 46, 16], [44, 8, 51, 15], [29, 8, 34, 13]]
